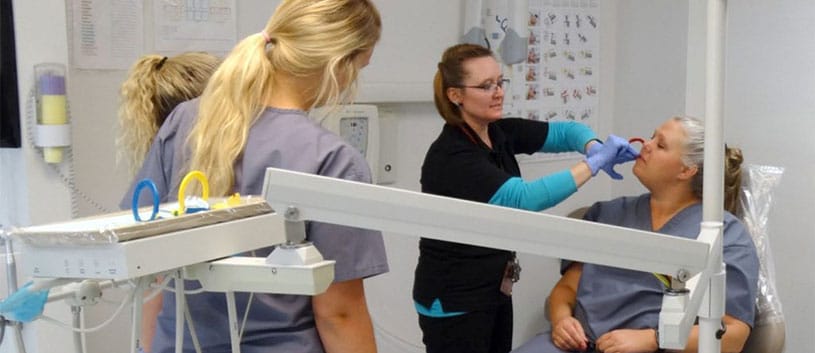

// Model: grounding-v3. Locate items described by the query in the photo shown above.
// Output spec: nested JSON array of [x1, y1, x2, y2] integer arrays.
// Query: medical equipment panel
[[12, 197, 285, 280], [317, 104, 381, 183]]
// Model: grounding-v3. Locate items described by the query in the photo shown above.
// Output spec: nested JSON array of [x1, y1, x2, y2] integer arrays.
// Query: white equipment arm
[[262, 167, 719, 351], [263, 167, 708, 279]]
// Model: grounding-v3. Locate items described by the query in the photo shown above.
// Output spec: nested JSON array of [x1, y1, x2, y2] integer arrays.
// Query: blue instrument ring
[[132, 179, 160, 222]]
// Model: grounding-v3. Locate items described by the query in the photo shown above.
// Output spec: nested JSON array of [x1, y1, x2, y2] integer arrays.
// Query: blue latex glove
[[586, 139, 603, 157], [614, 139, 640, 164], [0, 282, 49, 322], [585, 135, 639, 179]]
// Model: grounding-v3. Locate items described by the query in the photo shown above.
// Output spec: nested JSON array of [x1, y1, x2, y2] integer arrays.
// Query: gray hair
[[673, 116, 705, 168], [672, 116, 743, 213], [672, 116, 705, 199]]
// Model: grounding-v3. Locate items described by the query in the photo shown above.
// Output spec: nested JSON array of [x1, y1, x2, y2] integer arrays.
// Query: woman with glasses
[[413, 43, 638, 353]]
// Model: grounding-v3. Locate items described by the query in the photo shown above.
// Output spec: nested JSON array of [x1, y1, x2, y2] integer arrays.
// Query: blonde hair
[[187, 0, 381, 196], [117, 52, 219, 175]]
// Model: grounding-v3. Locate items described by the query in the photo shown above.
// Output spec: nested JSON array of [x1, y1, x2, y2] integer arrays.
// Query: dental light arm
[[262, 167, 720, 351], [659, 222, 724, 349], [263, 167, 708, 277]]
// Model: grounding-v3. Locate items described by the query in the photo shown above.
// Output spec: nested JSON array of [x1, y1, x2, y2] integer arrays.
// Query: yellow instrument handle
[[177, 170, 209, 213], [653, 273, 671, 288]]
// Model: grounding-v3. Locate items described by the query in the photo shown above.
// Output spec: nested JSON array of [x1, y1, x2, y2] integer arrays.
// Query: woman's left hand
[[595, 328, 659, 353], [585, 135, 638, 179]]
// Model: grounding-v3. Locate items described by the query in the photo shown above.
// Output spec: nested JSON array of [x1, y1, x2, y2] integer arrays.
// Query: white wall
[[2, 3, 74, 226], [611, 0, 691, 195], [0, 1, 78, 352], [724, 1, 815, 350]]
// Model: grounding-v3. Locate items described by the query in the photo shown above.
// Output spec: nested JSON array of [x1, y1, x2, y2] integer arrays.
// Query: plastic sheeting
[[740, 164, 784, 326]]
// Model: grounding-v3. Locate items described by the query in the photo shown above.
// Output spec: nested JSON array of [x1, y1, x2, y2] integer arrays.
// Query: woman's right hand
[[551, 316, 589, 351]]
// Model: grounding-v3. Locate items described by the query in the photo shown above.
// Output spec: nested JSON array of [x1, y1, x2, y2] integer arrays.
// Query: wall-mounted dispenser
[[34, 63, 71, 164]]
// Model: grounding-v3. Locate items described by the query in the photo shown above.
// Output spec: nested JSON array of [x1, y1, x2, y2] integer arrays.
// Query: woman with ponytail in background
[[117, 52, 219, 353]]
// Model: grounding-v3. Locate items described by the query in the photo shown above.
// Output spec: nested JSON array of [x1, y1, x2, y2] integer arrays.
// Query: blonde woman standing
[[122, 1, 387, 352]]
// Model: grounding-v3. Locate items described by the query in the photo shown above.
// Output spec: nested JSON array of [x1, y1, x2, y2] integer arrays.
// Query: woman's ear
[[678, 165, 699, 181], [446, 87, 462, 106]]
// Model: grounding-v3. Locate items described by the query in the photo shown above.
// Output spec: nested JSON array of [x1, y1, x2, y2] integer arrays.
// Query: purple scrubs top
[[122, 99, 389, 353]]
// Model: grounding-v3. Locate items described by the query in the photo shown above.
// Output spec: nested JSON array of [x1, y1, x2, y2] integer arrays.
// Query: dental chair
[[560, 165, 786, 353], [739, 165, 786, 353], [741, 319, 785, 353]]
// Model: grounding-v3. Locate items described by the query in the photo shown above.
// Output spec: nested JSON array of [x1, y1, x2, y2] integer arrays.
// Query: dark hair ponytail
[[433, 44, 494, 126]]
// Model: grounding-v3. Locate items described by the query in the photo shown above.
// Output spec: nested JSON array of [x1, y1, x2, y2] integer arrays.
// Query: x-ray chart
[[154, 0, 237, 53]]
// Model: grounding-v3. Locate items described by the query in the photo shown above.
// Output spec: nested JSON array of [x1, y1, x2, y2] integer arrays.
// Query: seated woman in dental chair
[[513, 116, 759, 353]]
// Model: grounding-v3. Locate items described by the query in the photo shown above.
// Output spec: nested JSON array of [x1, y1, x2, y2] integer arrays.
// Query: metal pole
[[701, 0, 727, 352]]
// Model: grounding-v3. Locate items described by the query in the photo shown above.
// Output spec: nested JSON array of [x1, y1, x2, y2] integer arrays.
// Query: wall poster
[[498, 0, 601, 162]]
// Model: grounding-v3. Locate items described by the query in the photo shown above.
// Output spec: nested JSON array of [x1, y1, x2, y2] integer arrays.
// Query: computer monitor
[[0, 0, 21, 148]]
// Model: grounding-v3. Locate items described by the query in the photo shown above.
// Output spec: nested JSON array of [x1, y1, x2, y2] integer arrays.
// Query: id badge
[[500, 257, 522, 296], [500, 263, 514, 296]]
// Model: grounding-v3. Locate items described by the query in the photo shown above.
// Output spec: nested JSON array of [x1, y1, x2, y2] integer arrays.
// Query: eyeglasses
[[456, 79, 509, 93]]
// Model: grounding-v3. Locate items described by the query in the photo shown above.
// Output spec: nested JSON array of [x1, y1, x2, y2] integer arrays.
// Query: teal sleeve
[[540, 121, 597, 154], [488, 171, 577, 211]]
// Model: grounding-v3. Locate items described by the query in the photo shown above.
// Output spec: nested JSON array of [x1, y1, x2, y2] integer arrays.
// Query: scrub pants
[[418, 299, 513, 353], [510, 301, 597, 353]]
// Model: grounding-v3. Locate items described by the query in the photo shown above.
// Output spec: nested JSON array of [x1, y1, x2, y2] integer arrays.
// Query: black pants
[[418, 300, 513, 353]]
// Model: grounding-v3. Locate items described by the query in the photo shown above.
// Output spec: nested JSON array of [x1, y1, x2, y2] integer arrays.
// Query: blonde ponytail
[[187, 34, 274, 195], [185, 0, 381, 196]]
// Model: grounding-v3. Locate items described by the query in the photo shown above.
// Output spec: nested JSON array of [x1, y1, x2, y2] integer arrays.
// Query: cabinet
[[237, 1, 463, 103], [358, 0, 463, 102]]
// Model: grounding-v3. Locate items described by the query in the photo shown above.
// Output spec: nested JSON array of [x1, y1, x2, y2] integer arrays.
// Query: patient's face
[[633, 119, 690, 188]]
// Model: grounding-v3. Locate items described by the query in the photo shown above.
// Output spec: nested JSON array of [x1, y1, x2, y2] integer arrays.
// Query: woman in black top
[[413, 43, 637, 353]]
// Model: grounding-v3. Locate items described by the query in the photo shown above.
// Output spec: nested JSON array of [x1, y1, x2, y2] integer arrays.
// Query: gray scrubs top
[[512, 194, 758, 353], [122, 99, 389, 353]]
